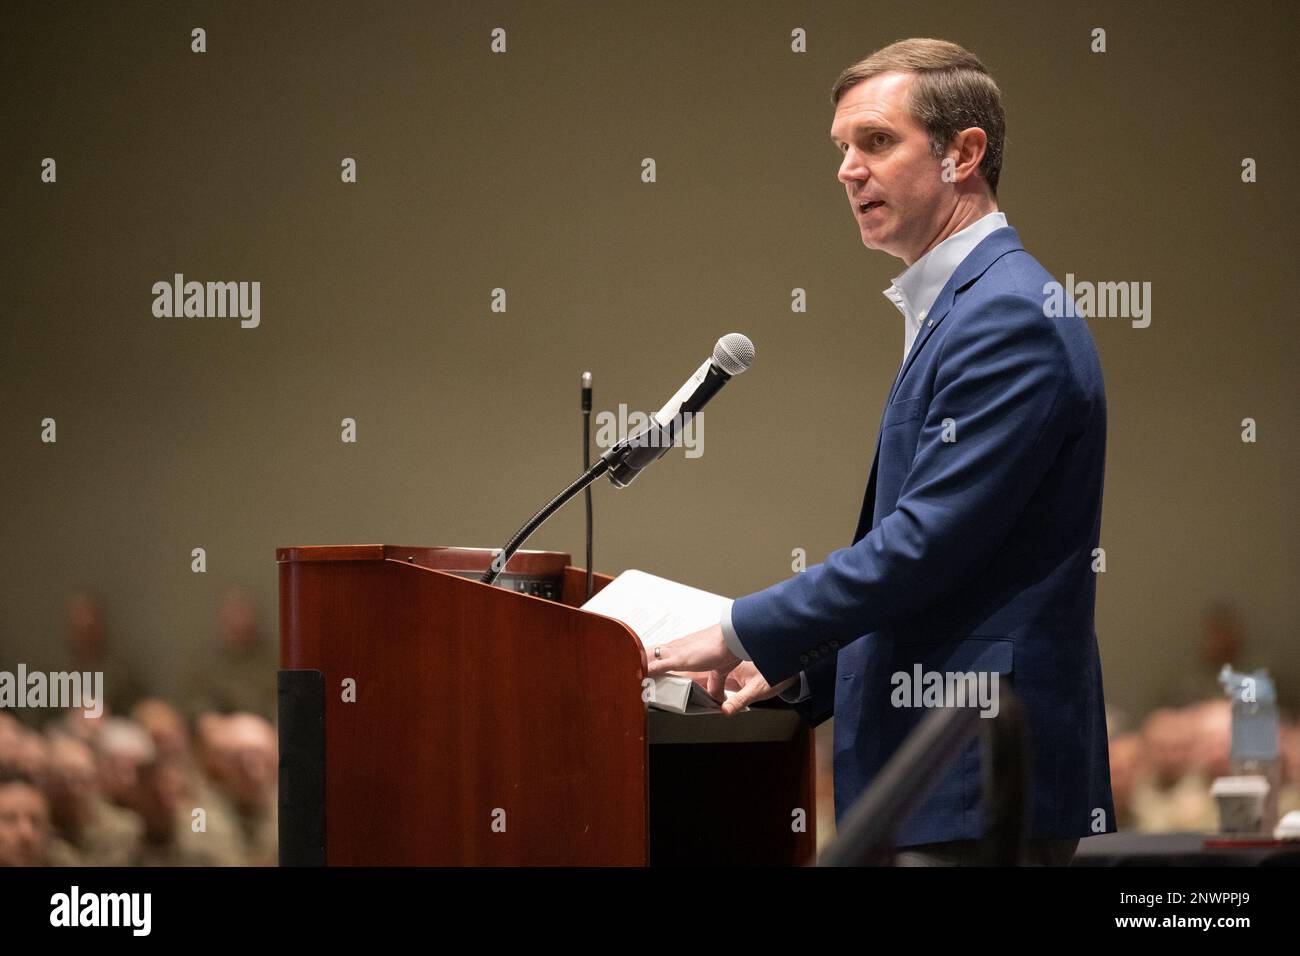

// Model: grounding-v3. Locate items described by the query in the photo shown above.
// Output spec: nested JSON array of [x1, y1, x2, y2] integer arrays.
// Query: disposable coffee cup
[[1210, 775, 1269, 835]]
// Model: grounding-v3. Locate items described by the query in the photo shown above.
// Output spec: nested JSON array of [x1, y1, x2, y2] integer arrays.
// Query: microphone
[[480, 333, 755, 586], [602, 332, 755, 488]]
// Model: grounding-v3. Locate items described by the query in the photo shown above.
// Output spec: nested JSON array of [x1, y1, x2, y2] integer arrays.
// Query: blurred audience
[[201, 713, 278, 866], [2, 589, 1297, 866], [1111, 698, 1300, 834], [1106, 732, 1146, 830], [44, 732, 142, 865], [0, 770, 52, 867], [184, 589, 276, 721], [1, 589, 281, 867], [95, 717, 156, 809], [1128, 707, 1217, 831], [0, 703, 280, 867], [62, 590, 147, 719], [130, 753, 233, 866]]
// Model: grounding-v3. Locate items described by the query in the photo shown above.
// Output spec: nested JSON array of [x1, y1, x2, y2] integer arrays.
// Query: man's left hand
[[645, 623, 740, 686]]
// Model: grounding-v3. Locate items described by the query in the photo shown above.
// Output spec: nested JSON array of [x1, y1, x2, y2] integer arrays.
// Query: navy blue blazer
[[732, 226, 1116, 846]]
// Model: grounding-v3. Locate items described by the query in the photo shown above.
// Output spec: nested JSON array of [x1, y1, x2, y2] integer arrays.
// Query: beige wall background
[[2, 0, 1297, 718]]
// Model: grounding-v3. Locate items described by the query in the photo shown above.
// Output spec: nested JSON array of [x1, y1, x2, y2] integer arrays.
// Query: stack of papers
[[581, 569, 744, 714]]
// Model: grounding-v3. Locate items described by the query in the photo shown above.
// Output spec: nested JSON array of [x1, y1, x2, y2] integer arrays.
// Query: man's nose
[[837, 151, 866, 187]]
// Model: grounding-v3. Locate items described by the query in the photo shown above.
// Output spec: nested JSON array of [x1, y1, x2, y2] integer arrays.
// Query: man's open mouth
[[858, 200, 884, 214]]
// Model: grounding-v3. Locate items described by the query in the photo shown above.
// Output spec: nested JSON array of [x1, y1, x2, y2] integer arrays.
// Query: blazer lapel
[[856, 227, 1027, 537], [885, 226, 1025, 405]]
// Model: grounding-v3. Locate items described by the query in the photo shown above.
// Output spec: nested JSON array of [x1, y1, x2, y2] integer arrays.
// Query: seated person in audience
[[0, 770, 53, 867], [1131, 706, 1216, 832], [62, 590, 148, 717], [44, 733, 142, 866], [1107, 732, 1147, 831], [130, 757, 238, 867], [184, 589, 276, 720]]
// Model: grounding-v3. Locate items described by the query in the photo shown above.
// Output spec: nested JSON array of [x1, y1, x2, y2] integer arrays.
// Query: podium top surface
[[276, 544, 571, 576]]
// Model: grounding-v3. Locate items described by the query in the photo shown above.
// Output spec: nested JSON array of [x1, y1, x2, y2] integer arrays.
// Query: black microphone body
[[601, 360, 731, 488]]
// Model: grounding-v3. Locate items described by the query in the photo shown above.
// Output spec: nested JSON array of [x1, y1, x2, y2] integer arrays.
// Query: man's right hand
[[721, 661, 796, 715]]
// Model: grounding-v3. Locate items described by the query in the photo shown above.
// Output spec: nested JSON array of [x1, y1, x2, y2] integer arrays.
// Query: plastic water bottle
[[1218, 665, 1280, 833]]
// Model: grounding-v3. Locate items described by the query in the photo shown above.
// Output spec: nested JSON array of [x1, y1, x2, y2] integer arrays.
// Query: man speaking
[[647, 38, 1115, 865]]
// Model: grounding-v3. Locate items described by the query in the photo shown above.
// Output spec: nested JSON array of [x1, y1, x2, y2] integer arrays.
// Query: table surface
[[1073, 831, 1300, 866]]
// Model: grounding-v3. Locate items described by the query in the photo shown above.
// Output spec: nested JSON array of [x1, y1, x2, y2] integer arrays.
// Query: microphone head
[[713, 333, 755, 376]]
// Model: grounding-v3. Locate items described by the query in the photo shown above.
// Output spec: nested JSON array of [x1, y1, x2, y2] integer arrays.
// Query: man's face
[[0, 783, 50, 867], [830, 71, 952, 265]]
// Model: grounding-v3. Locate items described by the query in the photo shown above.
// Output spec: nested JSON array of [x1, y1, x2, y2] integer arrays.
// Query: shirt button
[[799, 654, 810, 665]]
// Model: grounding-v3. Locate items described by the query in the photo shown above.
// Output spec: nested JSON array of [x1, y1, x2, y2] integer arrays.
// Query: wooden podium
[[277, 544, 816, 866]]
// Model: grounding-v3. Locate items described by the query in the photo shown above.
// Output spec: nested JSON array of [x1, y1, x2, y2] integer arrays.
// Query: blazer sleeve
[[789, 654, 836, 726], [731, 292, 1073, 685]]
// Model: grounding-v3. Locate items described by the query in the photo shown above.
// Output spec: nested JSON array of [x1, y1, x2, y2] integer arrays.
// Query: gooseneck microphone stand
[[481, 409, 666, 587], [480, 456, 609, 585]]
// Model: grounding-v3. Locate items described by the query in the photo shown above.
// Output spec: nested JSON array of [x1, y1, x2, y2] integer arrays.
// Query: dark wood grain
[[279, 544, 817, 866], [280, 546, 648, 865]]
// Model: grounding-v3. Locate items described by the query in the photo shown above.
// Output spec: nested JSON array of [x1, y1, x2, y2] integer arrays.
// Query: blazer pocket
[[881, 396, 924, 429]]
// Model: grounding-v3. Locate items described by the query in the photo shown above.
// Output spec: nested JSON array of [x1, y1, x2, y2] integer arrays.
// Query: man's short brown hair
[[832, 38, 1005, 195]]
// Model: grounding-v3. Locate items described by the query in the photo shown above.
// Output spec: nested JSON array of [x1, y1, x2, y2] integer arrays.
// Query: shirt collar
[[883, 211, 1009, 322]]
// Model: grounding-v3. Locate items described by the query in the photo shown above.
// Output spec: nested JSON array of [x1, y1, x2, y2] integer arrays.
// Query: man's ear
[[946, 127, 988, 184]]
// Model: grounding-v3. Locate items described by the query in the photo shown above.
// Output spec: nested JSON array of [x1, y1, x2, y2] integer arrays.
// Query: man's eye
[[871, 133, 890, 147]]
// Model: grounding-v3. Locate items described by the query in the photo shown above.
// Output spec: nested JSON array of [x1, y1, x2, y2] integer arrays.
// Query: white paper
[[581, 569, 743, 714]]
